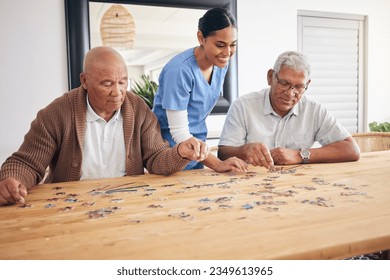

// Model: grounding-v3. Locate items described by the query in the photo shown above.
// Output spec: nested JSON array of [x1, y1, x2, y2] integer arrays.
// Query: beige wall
[[1, 0, 390, 162]]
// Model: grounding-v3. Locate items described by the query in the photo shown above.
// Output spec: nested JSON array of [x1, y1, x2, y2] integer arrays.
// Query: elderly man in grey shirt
[[218, 51, 360, 170]]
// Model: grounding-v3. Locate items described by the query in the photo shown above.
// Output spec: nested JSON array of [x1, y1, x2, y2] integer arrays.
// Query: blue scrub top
[[153, 48, 228, 169]]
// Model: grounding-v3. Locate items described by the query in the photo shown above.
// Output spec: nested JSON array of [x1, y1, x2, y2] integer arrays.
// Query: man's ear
[[303, 79, 312, 95], [267, 69, 274, 85], [80, 73, 87, 90]]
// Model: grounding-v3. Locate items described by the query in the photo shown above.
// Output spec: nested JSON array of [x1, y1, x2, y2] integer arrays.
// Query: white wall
[[1, 0, 390, 163], [0, 0, 68, 163]]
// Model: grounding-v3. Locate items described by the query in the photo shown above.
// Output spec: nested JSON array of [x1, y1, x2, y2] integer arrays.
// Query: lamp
[[100, 4, 135, 49]]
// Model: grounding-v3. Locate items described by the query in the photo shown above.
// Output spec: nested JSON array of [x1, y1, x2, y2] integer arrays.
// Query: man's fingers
[[246, 155, 255, 166], [0, 190, 15, 205], [193, 139, 201, 158], [180, 137, 209, 161], [260, 145, 274, 169], [187, 137, 201, 158], [247, 151, 273, 170], [190, 138, 209, 161], [0, 179, 27, 205], [19, 185, 28, 197], [199, 142, 209, 161], [252, 151, 269, 168], [9, 183, 23, 203], [18, 185, 27, 204]]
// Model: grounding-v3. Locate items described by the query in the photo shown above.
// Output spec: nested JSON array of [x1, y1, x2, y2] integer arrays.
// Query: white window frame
[[298, 10, 367, 133]]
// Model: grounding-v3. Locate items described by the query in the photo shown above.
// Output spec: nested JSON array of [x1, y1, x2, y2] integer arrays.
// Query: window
[[298, 11, 366, 133]]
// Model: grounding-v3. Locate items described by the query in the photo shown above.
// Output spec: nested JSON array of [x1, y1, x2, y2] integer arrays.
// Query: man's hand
[[178, 137, 209, 162], [270, 147, 301, 165], [0, 178, 27, 206], [242, 143, 274, 170]]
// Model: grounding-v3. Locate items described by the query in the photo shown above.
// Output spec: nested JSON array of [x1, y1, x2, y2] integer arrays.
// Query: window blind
[[298, 16, 363, 133]]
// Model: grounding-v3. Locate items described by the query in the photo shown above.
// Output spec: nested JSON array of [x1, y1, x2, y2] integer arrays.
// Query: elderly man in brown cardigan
[[0, 47, 246, 206]]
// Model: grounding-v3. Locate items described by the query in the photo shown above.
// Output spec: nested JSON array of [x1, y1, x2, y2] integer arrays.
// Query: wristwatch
[[300, 148, 311, 164]]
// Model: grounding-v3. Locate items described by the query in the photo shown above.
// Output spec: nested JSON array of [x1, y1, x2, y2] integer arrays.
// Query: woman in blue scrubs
[[153, 8, 247, 172]]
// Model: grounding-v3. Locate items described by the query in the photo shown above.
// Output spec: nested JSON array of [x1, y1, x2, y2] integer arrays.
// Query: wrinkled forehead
[[278, 65, 309, 80], [89, 64, 128, 82]]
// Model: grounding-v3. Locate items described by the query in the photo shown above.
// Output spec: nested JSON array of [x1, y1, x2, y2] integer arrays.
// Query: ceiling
[[89, 2, 205, 71]]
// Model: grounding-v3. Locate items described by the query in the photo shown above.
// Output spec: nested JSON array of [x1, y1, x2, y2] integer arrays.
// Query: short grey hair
[[273, 51, 311, 79]]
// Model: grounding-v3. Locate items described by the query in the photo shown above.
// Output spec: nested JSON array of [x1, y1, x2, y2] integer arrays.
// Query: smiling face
[[80, 47, 128, 121], [267, 66, 311, 117], [198, 26, 237, 68]]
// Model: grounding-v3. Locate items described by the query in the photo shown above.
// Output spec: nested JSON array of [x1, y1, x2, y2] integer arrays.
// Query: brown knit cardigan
[[0, 87, 189, 189]]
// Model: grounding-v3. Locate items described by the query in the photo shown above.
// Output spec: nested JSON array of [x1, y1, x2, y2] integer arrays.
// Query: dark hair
[[198, 7, 237, 38]]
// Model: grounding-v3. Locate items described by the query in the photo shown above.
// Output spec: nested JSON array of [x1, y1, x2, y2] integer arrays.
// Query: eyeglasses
[[274, 73, 308, 94]]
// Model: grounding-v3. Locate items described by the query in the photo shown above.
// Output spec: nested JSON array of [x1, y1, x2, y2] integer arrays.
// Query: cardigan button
[[72, 162, 79, 168]]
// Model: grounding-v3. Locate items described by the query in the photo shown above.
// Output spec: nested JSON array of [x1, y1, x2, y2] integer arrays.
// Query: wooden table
[[1, 151, 390, 260]]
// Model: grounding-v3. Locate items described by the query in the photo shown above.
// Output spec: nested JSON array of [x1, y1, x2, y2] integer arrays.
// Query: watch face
[[301, 150, 310, 157]]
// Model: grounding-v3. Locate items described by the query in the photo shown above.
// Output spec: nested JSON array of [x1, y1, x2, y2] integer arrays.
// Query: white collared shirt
[[80, 96, 126, 180], [219, 88, 350, 149]]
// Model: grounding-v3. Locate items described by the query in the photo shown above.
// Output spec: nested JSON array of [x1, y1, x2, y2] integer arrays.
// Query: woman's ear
[[197, 30, 204, 46]]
